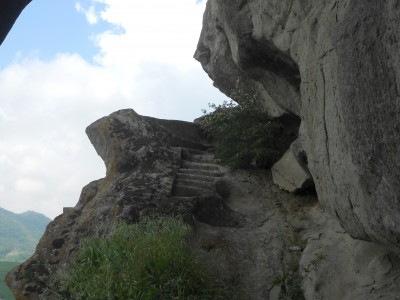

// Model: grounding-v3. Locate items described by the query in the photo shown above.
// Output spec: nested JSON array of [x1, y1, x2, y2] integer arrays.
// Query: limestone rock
[[301, 206, 400, 300], [0, 0, 32, 46], [271, 148, 314, 193], [195, 0, 400, 253], [5, 109, 207, 299]]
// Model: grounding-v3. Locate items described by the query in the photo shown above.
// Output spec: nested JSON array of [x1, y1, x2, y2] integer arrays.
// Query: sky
[[0, 0, 228, 219]]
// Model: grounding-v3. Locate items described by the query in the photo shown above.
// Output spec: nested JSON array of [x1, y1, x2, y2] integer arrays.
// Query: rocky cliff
[[4, 0, 400, 299], [195, 0, 400, 254], [7, 110, 400, 299], [6, 110, 216, 299]]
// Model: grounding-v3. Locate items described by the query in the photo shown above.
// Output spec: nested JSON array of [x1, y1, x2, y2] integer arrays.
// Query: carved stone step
[[172, 184, 212, 197], [181, 148, 207, 156], [179, 168, 222, 177], [186, 154, 218, 164], [176, 172, 217, 183], [174, 178, 215, 190], [168, 196, 201, 202], [181, 160, 220, 171]]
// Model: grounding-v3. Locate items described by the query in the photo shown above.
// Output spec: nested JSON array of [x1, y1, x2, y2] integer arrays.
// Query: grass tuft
[[56, 217, 231, 299]]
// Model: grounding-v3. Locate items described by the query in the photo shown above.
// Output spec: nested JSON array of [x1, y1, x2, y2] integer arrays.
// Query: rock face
[[5, 109, 212, 299], [195, 0, 400, 253], [5, 109, 315, 299], [4, 0, 400, 298], [5, 109, 400, 299], [0, 0, 32, 46], [300, 206, 400, 300]]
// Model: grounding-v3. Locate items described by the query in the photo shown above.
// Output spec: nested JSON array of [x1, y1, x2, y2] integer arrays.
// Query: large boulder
[[271, 148, 313, 193], [195, 0, 400, 253], [0, 0, 32, 46]]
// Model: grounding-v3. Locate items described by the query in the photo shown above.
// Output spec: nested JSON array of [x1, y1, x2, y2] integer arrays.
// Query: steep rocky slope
[[5, 110, 205, 299], [195, 0, 400, 254], [2, 111, 178, 297]]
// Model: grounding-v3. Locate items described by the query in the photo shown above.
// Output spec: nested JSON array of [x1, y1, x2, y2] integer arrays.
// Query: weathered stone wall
[[195, 0, 400, 253]]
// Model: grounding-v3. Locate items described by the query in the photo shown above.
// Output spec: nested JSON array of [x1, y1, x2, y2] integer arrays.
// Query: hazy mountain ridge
[[0, 208, 50, 262]]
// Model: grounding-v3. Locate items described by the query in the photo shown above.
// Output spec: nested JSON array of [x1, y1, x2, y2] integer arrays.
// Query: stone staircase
[[171, 148, 222, 199], [168, 146, 246, 228]]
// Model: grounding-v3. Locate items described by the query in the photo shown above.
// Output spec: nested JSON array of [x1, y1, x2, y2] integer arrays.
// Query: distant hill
[[0, 261, 20, 300], [0, 208, 51, 262]]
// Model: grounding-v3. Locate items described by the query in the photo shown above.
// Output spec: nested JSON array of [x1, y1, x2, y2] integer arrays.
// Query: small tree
[[201, 88, 283, 169]]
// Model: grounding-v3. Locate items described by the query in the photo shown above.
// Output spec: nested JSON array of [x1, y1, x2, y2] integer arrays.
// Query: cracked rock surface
[[299, 205, 400, 300], [195, 0, 400, 254]]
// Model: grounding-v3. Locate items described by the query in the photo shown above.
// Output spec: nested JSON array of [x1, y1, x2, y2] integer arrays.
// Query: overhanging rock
[[0, 0, 32, 46], [195, 0, 400, 254]]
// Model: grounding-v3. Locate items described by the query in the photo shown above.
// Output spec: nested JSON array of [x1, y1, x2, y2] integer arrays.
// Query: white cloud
[[15, 178, 46, 194], [0, 155, 13, 167], [18, 156, 40, 174], [93, 0, 205, 71], [0, 0, 229, 219], [75, 2, 99, 25]]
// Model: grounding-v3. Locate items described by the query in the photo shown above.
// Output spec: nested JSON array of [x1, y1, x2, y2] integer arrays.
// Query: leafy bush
[[56, 217, 230, 299], [201, 88, 283, 169]]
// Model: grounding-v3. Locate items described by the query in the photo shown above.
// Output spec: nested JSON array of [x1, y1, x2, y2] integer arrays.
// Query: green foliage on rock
[[272, 272, 304, 300], [56, 217, 231, 300], [201, 88, 284, 169]]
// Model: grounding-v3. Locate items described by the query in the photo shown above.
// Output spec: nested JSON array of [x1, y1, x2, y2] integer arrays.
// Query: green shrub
[[56, 217, 230, 299], [201, 88, 283, 169], [272, 272, 304, 300]]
